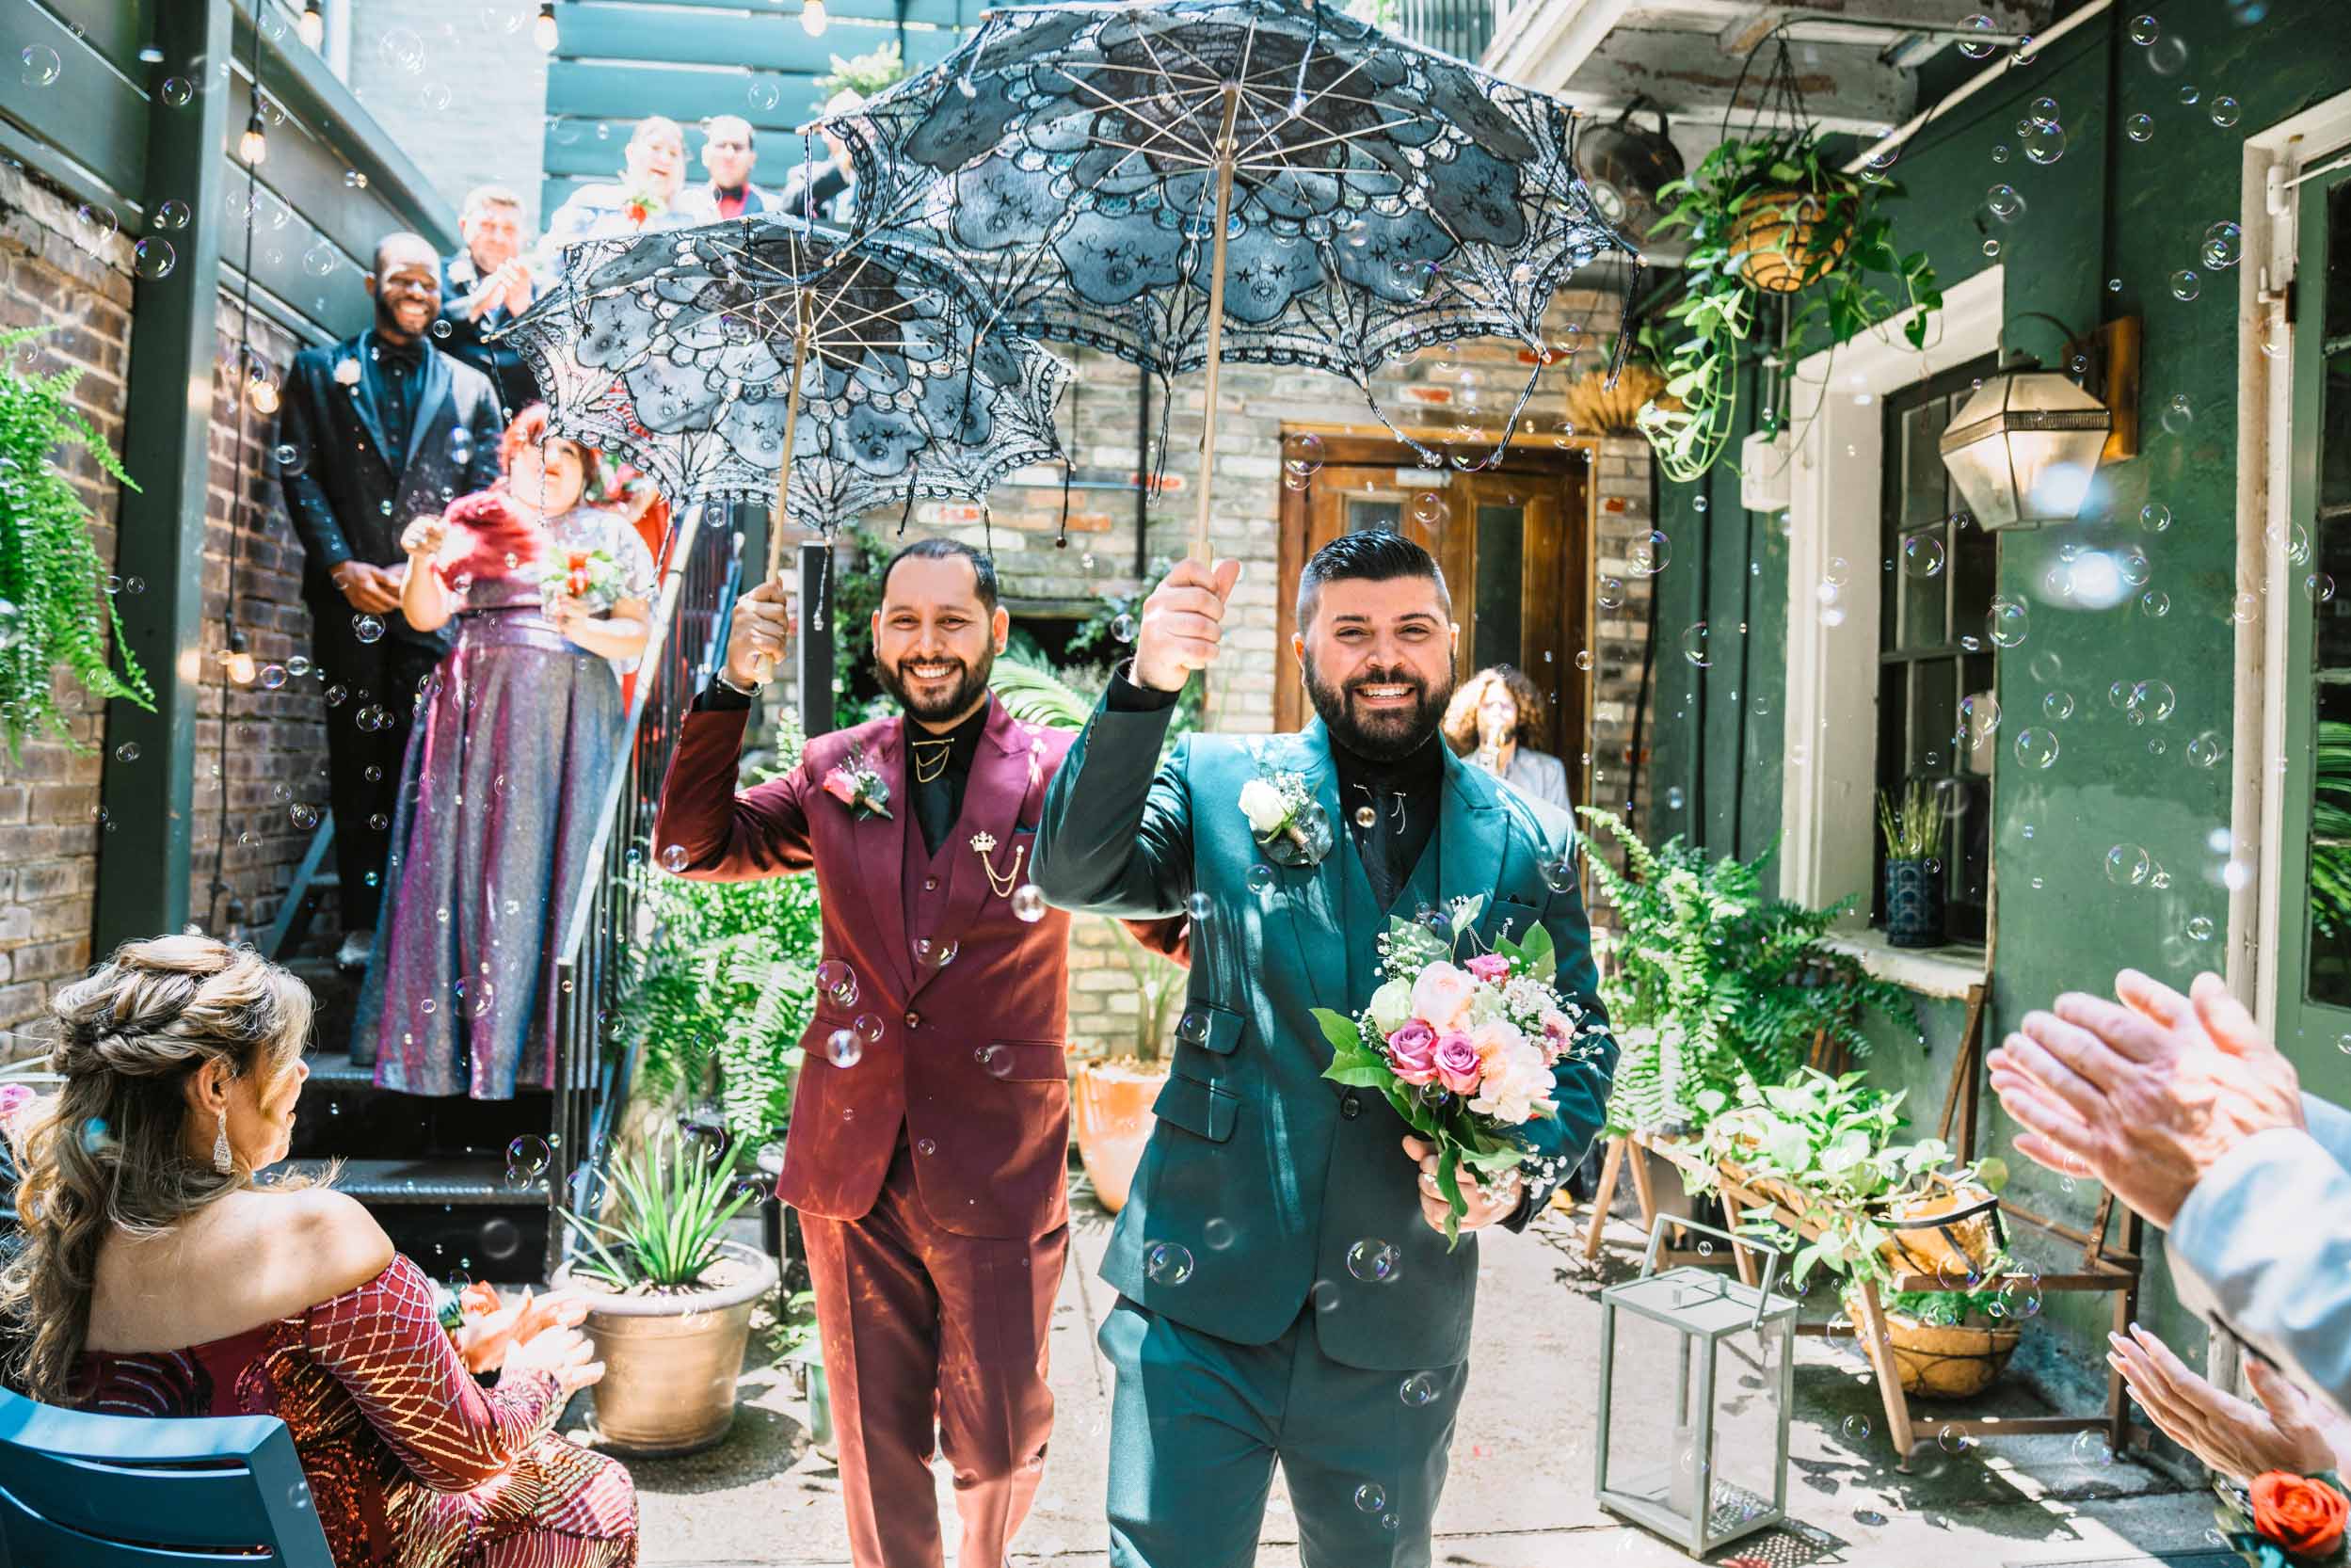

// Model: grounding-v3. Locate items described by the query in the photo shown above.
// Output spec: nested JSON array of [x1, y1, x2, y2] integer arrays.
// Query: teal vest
[[1090, 720, 1606, 1373]]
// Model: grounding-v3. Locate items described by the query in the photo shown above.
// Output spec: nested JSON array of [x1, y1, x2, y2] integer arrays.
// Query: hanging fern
[[1579, 809, 1912, 1135], [988, 653, 1098, 729], [0, 326, 152, 756]]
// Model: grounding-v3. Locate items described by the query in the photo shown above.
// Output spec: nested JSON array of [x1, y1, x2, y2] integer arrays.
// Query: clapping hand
[[454, 1285, 591, 1376], [1402, 1135, 1524, 1235], [1989, 969, 2304, 1228], [2107, 1324, 2340, 1482], [503, 1313, 605, 1396], [399, 515, 449, 560]]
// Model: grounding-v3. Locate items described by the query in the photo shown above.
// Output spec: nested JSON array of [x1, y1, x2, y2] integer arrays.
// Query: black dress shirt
[[363, 330, 427, 474], [907, 705, 988, 856]]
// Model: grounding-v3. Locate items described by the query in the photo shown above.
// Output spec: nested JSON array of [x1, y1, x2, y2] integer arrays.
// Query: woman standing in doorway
[[1442, 664, 1573, 812]]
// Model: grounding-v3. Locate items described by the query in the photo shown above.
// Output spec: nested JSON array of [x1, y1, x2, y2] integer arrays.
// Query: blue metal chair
[[0, 1383, 334, 1565]]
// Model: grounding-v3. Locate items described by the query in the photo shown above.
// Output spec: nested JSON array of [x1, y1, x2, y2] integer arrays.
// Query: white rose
[[1367, 978, 1415, 1035], [1239, 777, 1290, 835]]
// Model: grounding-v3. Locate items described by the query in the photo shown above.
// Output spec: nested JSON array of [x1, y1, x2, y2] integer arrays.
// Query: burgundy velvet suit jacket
[[653, 696, 1175, 1240]]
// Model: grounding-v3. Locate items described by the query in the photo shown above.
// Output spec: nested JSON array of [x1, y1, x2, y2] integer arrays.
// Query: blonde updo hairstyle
[[1, 935, 314, 1400]]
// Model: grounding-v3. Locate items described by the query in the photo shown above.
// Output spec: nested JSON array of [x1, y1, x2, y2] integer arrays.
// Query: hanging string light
[[297, 1, 323, 49], [239, 108, 268, 166], [534, 2, 559, 51], [801, 0, 828, 37]]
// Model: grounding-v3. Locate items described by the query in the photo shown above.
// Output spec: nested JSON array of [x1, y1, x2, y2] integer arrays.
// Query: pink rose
[[1385, 1019, 1440, 1085], [1465, 953, 1512, 984], [822, 765, 859, 806], [0, 1083, 31, 1128], [1410, 962, 1477, 1032], [1433, 1032, 1483, 1096], [1539, 1009, 1576, 1064]]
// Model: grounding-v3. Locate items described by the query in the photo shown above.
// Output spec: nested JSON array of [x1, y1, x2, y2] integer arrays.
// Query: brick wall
[[0, 164, 134, 1049], [344, 0, 552, 232]]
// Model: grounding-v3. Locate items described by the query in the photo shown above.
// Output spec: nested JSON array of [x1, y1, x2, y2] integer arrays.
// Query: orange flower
[[2253, 1472, 2348, 1559]]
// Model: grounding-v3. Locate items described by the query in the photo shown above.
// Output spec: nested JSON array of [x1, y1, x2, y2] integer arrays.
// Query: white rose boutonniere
[[1239, 769, 1333, 870], [332, 357, 361, 388]]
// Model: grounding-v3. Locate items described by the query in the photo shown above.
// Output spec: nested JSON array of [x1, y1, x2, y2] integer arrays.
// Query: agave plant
[[561, 1128, 760, 1291]]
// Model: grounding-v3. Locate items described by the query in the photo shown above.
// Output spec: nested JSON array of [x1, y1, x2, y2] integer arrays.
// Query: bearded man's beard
[[1302, 654, 1452, 761], [878, 644, 996, 726]]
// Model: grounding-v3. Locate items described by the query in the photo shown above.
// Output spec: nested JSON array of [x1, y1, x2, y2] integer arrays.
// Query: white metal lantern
[[1936, 368, 2112, 530], [1596, 1217, 1797, 1558]]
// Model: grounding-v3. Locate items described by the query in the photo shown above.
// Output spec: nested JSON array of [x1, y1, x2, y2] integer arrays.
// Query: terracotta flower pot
[[1875, 1179, 2006, 1281], [1847, 1301, 2021, 1399], [554, 1240, 772, 1457], [1729, 188, 1847, 293], [1074, 1057, 1170, 1214]]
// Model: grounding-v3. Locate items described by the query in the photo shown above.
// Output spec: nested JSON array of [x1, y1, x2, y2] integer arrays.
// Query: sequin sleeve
[[303, 1254, 566, 1494]]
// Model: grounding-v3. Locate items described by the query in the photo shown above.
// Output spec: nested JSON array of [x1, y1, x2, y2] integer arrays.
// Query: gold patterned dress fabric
[[72, 1253, 637, 1568]]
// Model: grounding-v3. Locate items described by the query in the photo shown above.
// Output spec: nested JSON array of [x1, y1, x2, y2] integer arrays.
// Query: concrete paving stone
[[611, 1193, 2209, 1568]]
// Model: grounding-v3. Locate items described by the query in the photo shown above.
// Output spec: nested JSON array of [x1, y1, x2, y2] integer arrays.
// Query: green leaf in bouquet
[[1313, 1007, 1365, 1054], [1516, 922, 1557, 979], [1325, 1062, 1393, 1088], [1450, 893, 1487, 931], [1434, 1152, 1467, 1250], [1974, 1155, 2009, 1193]]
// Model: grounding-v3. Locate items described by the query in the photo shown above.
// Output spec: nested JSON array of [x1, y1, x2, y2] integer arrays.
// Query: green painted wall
[[1647, 0, 2351, 1402]]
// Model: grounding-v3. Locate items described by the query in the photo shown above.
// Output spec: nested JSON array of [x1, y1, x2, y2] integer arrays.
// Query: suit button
[[924, 877, 938, 891], [1340, 1093, 1361, 1119], [904, 1011, 920, 1029]]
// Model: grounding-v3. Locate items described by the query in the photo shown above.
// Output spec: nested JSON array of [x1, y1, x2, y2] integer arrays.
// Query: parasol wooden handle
[[753, 289, 812, 685], [1190, 82, 1243, 564]]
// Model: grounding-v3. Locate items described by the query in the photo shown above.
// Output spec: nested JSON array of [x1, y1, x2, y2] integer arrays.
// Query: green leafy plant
[[0, 327, 152, 756], [2312, 720, 2351, 940], [561, 1128, 760, 1290], [813, 40, 907, 104], [1577, 810, 1911, 1134], [619, 718, 823, 1153], [824, 527, 892, 731], [1635, 129, 1942, 482], [1877, 780, 1945, 862]]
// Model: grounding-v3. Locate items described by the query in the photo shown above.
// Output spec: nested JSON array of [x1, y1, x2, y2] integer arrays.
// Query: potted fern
[[0, 326, 152, 756], [987, 648, 1192, 1212], [554, 1128, 771, 1455], [1878, 780, 1947, 950]]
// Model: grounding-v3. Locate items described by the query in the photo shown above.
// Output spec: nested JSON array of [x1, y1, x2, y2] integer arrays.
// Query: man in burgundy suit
[[654, 539, 1166, 1568]]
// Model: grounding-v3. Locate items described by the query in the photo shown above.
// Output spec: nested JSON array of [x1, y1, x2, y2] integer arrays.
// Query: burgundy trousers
[[799, 1141, 1064, 1568]]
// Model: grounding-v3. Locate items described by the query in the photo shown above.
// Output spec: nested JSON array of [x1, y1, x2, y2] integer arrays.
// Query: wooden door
[[1275, 439, 1591, 797]]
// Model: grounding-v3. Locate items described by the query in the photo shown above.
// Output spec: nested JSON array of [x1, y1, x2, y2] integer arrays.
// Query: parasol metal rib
[[756, 286, 813, 681], [1191, 78, 1244, 562]]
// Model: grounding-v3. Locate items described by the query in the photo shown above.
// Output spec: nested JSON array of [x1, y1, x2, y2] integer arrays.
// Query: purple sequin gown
[[362, 507, 653, 1099]]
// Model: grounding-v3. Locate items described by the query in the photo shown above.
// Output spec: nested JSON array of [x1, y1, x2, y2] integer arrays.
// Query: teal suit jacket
[[1033, 695, 1618, 1371]]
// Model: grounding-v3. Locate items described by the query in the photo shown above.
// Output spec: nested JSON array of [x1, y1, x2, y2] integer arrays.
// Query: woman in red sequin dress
[[0, 936, 637, 1568]]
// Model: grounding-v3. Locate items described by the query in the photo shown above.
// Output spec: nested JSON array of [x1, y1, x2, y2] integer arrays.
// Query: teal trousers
[[1099, 1296, 1468, 1568]]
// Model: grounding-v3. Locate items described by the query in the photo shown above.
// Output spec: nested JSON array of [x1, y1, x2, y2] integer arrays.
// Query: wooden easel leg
[[1626, 1136, 1659, 1232], [1852, 1280, 1918, 1469], [2108, 1269, 2138, 1456], [1583, 1135, 1626, 1263]]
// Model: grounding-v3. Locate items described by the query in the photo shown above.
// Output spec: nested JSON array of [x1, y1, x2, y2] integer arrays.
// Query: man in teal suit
[[1032, 532, 1618, 1568]]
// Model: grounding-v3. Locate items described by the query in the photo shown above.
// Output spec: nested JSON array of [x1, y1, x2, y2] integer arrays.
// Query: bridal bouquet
[[1313, 895, 1591, 1246], [2215, 1471, 2350, 1567], [539, 548, 626, 614]]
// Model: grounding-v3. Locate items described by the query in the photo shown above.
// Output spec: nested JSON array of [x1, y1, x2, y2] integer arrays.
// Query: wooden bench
[[0, 1383, 334, 1566]]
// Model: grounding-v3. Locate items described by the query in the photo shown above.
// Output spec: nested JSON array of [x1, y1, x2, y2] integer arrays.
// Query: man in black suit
[[278, 231, 504, 988], [436, 184, 539, 418]]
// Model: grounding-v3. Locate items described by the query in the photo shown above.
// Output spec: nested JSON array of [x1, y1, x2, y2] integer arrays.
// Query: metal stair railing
[[543, 508, 746, 1275]]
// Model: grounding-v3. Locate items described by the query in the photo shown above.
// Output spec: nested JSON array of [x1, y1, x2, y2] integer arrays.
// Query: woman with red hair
[[355, 406, 656, 1099]]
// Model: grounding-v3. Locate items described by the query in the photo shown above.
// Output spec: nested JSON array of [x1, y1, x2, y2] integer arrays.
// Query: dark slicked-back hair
[[879, 536, 999, 612], [1296, 528, 1450, 629]]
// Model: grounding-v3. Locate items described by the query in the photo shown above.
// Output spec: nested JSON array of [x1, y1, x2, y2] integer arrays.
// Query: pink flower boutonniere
[[823, 744, 892, 822]]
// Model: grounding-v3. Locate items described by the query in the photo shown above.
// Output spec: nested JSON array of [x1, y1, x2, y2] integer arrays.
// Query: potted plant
[[1634, 128, 1943, 482], [1858, 1280, 2027, 1399], [1877, 780, 1947, 949], [555, 1128, 771, 1455], [0, 326, 152, 757]]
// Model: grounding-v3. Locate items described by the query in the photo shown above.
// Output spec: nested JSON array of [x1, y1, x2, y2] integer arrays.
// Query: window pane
[[1347, 499, 1403, 533], [1473, 504, 1525, 671], [2308, 680, 2351, 1008], [1950, 520, 1996, 638], [1901, 397, 1949, 527], [2319, 515, 2351, 673], [1911, 661, 1958, 776], [1897, 524, 1949, 651], [2327, 179, 2351, 342], [2322, 353, 2351, 515]]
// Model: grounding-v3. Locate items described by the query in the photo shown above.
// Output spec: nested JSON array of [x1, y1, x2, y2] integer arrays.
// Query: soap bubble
[[2203, 221, 2243, 267], [1111, 613, 1136, 643], [1842, 1415, 1872, 1442], [1629, 531, 1670, 577], [1187, 890, 1213, 922], [1145, 1240, 1194, 1285], [1246, 863, 1275, 894], [1399, 1372, 1441, 1407], [2147, 34, 2188, 73], [2170, 269, 2201, 302], [2126, 113, 2155, 142], [1346, 1239, 1400, 1283], [156, 198, 191, 231], [19, 45, 59, 87], [1986, 184, 2023, 220], [2021, 120, 2067, 164], [2014, 728, 2060, 769], [2128, 13, 2158, 43], [133, 238, 175, 280], [506, 1135, 550, 1176], [2210, 96, 2242, 128], [1903, 535, 1946, 577], [1680, 622, 1710, 667], [1958, 14, 1997, 56], [660, 843, 689, 872], [1012, 884, 1048, 921], [160, 76, 193, 107], [2141, 501, 2172, 532], [1355, 1482, 1386, 1512], [353, 614, 385, 644], [826, 1028, 862, 1067], [2107, 844, 2151, 886], [814, 958, 857, 1007]]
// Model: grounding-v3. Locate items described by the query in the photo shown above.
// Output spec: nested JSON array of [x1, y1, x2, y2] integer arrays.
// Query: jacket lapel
[[1436, 750, 1509, 944], [913, 697, 1041, 999], [337, 333, 395, 476], [402, 350, 454, 488], [840, 718, 917, 998], [1265, 720, 1352, 1021]]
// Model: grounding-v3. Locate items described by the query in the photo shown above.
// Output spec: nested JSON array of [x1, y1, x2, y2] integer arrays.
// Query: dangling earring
[[212, 1109, 233, 1176]]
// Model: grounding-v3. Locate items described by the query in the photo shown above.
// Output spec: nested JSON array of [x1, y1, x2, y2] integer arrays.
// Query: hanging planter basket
[[1875, 1176, 2007, 1280], [1729, 188, 1847, 294], [1566, 361, 1667, 435], [1845, 1302, 2022, 1399]]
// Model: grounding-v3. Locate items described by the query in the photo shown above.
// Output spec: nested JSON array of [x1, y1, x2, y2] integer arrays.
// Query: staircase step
[[291, 1049, 554, 1163], [286, 1157, 526, 1205]]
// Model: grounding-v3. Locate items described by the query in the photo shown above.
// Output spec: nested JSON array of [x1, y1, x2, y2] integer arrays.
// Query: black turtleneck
[[363, 328, 426, 472], [908, 703, 989, 855], [1329, 728, 1444, 911]]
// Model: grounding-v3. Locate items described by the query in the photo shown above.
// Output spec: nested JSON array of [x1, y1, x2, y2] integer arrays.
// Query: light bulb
[[534, 3, 558, 51], [247, 377, 280, 415], [223, 650, 256, 685], [801, 0, 828, 36], [297, 3, 324, 49], [239, 113, 267, 166]]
